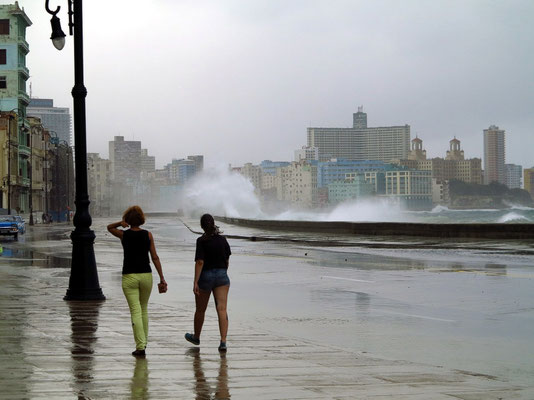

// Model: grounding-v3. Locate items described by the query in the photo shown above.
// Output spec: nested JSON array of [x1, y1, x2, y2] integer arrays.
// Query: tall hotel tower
[[483, 125, 505, 185], [307, 107, 410, 162]]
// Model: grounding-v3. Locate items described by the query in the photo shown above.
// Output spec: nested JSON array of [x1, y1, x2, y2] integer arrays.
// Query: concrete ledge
[[216, 216, 534, 239]]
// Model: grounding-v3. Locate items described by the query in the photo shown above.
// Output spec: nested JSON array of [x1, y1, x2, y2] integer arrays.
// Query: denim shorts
[[198, 268, 230, 292]]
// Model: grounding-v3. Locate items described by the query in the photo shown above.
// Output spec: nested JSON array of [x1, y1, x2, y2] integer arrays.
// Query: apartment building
[[483, 125, 505, 185], [307, 108, 410, 162]]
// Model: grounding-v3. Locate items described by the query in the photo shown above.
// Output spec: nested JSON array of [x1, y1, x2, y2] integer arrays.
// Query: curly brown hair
[[123, 205, 145, 227]]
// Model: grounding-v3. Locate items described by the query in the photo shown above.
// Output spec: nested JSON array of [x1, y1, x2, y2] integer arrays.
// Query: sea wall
[[216, 216, 534, 240]]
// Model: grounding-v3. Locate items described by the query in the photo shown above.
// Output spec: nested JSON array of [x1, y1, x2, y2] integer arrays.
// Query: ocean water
[[407, 205, 534, 223], [177, 168, 534, 224]]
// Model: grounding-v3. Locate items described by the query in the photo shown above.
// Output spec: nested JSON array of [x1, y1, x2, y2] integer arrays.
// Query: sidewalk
[[0, 232, 530, 399]]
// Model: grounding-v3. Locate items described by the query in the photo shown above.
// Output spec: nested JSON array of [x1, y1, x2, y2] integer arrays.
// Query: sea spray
[[181, 168, 263, 218], [323, 198, 408, 222], [176, 168, 534, 223], [498, 212, 531, 223], [262, 198, 409, 222]]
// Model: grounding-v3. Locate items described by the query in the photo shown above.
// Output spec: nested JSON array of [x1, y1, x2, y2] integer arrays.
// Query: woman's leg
[[122, 274, 147, 350], [194, 289, 211, 339], [213, 285, 229, 343], [138, 273, 153, 345]]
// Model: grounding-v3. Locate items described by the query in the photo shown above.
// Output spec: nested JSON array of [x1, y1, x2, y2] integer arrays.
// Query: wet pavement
[[0, 220, 533, 399]]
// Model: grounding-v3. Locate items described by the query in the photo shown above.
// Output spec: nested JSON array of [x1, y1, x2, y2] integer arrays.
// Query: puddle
[[0, 246, 71, 268]]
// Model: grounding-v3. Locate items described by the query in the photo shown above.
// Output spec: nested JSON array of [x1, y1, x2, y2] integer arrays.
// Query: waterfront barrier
[[215, 216, 534, 240]]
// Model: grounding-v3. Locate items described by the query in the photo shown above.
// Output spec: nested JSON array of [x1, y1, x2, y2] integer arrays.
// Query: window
[[0, 20, 9, 35], [0, 49, 6, 64], [0, 76, 5, 89]]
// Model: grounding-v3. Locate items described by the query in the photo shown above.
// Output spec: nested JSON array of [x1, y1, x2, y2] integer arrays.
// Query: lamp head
[[50, 15, 66, 50]]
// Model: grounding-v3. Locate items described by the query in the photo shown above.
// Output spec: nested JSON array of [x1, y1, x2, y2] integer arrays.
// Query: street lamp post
[[45, 0, 105, 301]]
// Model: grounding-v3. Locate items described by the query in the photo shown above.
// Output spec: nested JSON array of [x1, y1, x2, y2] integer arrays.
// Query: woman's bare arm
[[148, 232, 165, 284], [193, 260, 204, 295], [107, 220, 128, 240]]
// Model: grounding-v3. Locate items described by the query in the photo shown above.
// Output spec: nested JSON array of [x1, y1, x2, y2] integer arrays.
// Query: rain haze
[[3, 2, 534, 397], [20, 0, 534, 169]]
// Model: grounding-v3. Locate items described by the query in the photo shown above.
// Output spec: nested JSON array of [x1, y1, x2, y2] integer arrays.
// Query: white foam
[[181, 168, 264, 218], [498, 212, 530, 223]]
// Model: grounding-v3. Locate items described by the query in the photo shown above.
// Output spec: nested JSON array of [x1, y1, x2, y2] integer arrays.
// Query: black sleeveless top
[[121, 229, 152, 274]]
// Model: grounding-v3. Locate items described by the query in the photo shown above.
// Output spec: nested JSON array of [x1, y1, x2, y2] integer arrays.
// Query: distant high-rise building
[[352, 106, 367, 129], [483, 125, 505, 185], [87, 153, 112, 216], [140, 148, 155, 176], [109, 136, 141, 184], [187, 155, 204, 174], [504, 164, 522, 189], [0, 3, 31, 116], [524, 168, 534, 199], [166, 158, 198, 185], [27, 98, 72, 145], [307, 108, 410, 162]]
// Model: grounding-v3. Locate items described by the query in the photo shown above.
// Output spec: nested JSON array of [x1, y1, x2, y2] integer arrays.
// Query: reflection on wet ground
[[69, 301, 102, 399], [130, 358, 149, 400], [188, 348, 230, 400], [0, 245, 71, 268], [1, 218, 533, 397]]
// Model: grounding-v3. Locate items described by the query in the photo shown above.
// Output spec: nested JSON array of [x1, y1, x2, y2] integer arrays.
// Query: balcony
[[15, 176, 30, 187], [18, 144, 30, 156], [18, 37, 29, 54], [18, 65, 29, 79], [18, 90, 30, 105]]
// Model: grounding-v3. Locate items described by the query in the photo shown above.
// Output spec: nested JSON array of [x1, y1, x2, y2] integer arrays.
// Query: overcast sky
[[13, 0, 534, 169]]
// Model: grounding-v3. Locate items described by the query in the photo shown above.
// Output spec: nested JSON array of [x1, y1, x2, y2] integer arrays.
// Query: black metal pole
[[64, 0, 105, 300], [55, 145, 59, 222]]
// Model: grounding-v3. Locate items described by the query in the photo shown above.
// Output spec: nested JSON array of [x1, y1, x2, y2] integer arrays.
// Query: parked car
[[13, 215, 26, 234], [0, 216, 19, 240]]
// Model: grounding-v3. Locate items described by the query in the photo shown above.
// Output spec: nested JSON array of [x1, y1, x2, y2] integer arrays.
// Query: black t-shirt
[[121, 229, 152, 274], [194, 234, 231, 270]]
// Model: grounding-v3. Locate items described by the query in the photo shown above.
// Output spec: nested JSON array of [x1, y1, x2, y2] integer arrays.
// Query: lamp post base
[[64, 228, 106, 301], [64, 287, 105, 301]]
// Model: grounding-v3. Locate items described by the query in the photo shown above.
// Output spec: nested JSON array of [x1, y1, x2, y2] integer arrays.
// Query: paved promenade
[[0, 225, 531, 399]]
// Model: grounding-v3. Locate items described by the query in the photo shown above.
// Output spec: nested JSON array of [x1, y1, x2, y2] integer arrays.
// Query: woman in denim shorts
[[185, 214, 231, 352]]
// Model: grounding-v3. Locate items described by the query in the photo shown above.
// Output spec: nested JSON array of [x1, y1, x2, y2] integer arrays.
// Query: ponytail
[[200, 213, 220, 236]]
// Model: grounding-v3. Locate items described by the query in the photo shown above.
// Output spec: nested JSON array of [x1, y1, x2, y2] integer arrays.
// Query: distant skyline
[[14, 0, 534, 169]]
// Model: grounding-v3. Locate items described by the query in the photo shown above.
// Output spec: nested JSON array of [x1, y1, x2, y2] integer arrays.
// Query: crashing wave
[[498, 212, 531, 223]]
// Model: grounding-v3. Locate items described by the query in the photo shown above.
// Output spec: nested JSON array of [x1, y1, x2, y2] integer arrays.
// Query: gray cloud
[[19, 0, 534, 168]]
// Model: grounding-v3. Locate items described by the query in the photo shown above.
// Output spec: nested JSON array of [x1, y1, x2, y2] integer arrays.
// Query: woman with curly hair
[[107, 205, 166, 357]]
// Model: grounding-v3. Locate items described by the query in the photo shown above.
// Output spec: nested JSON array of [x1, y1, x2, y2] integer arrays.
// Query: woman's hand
[[158, 279, 168, 294], [193, 282, 200, 296], [120, 220, 129, 228]]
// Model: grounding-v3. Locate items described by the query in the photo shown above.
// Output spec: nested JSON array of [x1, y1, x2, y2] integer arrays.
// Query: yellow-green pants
[[122, 273, 153, 350]]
